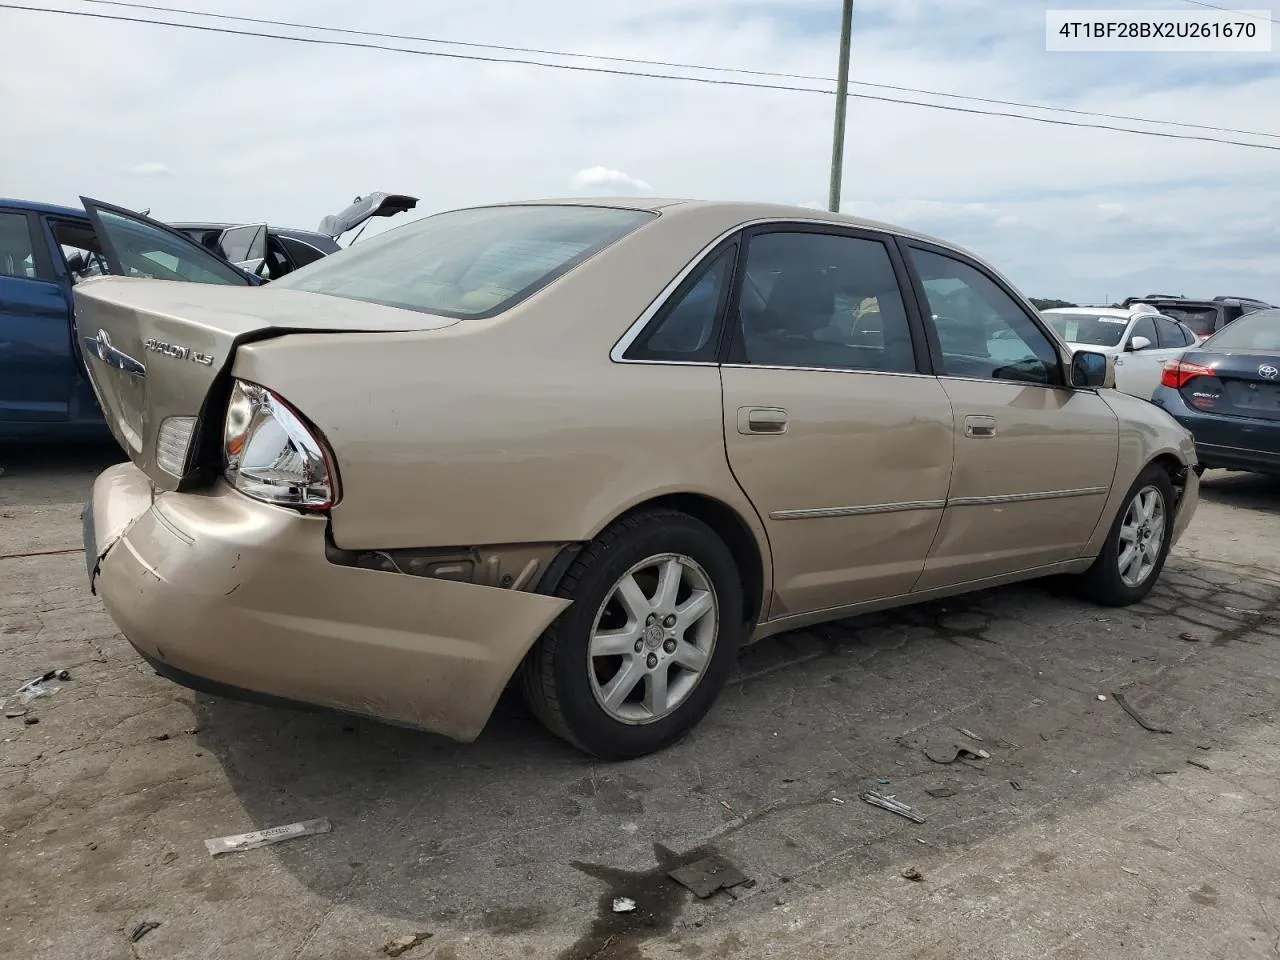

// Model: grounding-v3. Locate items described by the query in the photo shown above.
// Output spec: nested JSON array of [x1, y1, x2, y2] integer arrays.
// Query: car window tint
[[93, 208, 248, 285], [1154, 316, 1184, 349], [626, 245, 735, 361], [50, 219, 110, 283], [0, 212, 37, 280], [735, 232, 915, 373], [274, 205, 655, 319], [909, 248, 1058, 385], [1179, 322, 1197, 346], [1130, 315, 1157, 347]]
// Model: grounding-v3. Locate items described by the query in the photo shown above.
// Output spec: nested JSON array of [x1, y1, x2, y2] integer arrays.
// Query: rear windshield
[[1202, 309, 1280, 351], [1044, 313, 1129, 347], [1140, 304, 1220, 336], [273, 205, 655, 318]]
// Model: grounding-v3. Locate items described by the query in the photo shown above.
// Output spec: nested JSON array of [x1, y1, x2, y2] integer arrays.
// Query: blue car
[[0, 193, 416, 442], [1150, 307, 1280, 476]]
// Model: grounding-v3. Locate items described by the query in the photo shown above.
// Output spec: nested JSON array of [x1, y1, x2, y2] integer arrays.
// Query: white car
[[1042, 307, 1198, 399]]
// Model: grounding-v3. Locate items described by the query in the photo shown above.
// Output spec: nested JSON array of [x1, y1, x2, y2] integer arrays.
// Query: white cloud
[[570, 166, 653, 193], [123, 161, 174, 178]]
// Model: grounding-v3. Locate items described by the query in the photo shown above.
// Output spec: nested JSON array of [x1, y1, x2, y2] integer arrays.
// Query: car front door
[[1114, 313, 1167, 397], [902, 242, 1119, 591], [79, 198, 257, 287], [716, 226, 954, 619], [0, 209, 74, 423]]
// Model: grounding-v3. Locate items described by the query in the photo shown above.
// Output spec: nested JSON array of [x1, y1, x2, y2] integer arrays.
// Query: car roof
[[1042, 307, 1134, 319], [497, 197, 962, 250], [0, 197, 87, 219]]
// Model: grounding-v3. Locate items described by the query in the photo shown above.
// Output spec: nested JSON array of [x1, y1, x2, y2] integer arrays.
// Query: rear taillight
[[1160, 359, 1216, 390], [223, 379, 337, 510]]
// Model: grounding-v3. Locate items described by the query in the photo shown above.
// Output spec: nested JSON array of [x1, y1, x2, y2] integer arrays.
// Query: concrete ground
[[1, 442, 1278, 960]]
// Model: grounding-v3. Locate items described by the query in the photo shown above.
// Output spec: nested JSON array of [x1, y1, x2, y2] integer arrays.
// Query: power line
[[73, 0, 1280, 141], [6, 3, 1280, 153], [1178, 0, 1279, 24]]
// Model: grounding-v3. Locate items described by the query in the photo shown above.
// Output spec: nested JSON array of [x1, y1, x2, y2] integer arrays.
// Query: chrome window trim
[[609, 216, 969, 366]]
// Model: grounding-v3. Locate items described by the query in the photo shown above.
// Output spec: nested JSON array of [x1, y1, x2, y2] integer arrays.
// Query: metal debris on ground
[[957, 728, 984, 742], [876, 778, 890, 785], [129, 921, 161, 943], [1112, 691, 1173, 734], [611, 897, 636, 914], [830, 797, 845, 804], [382, 932, 432, 957], [1009, 780, 1022, 790], [926, 787, 957, 799], [924, 743, 990, 764], [22, 716, 38, 726], [161, 851, 178, 865], [1187, 758, 1211, 771], [860, 790, 926, 824], [1121, 867, 1140, 876], [901, 867, 924, 882], [668, 855, 749, 899], [204, 818, 332, 856], [4, 709, 27, 719], [1096, 695, 1108, 701], [1180, 632, 1202, 643]]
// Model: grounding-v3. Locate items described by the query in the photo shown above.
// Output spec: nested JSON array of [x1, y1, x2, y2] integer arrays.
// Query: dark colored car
[[1150, 308, 1280, 475], [174, 192, 418, 280], [1122, 295, 1272, 341], [0, 193, 416, 442]]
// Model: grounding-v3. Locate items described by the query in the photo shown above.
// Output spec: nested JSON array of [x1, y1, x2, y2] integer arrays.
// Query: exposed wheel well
[[621, 494, 766, 629]]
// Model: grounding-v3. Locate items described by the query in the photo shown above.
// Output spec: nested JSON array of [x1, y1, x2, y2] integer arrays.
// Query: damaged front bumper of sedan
[[83, 463, 570, 742]]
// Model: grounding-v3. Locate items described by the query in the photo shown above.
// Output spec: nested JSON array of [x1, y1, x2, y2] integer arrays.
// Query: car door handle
[[964, 415, 997, 438], [738, 406, 788, 435]]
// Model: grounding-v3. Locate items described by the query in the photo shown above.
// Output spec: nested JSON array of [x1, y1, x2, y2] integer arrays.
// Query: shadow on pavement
[[178, 566, 1280, 958]]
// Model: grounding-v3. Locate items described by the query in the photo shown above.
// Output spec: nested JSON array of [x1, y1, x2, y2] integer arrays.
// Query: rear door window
[[0, 211, 38, 280], [1154, 316, 1185, 348]]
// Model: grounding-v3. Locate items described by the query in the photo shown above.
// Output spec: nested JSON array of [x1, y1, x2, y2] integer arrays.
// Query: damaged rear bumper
[[85, 463, 570, 742]]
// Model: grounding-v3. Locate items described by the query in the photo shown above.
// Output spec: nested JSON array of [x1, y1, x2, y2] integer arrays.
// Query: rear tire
[[520, 509, 743, 760], [1076, 465, 1175, 606]]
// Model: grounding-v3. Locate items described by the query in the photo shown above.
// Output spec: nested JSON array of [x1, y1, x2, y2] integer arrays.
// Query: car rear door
[[0, 208, 74, 422], [715, 225, 954, 619], [900, 241, 1119, 590]]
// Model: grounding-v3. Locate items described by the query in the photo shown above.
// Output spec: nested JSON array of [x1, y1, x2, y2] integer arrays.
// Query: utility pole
[[828, 0, 853, 213]]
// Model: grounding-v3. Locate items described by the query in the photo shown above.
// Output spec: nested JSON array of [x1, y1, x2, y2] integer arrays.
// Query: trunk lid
[[316, 192, 419, 240], [1176, 348, 1280, 421], [74, 277, 457, 488]]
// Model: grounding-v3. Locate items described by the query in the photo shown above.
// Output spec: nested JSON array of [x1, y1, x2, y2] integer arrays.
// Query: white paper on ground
[[205, 818, 331, 856]]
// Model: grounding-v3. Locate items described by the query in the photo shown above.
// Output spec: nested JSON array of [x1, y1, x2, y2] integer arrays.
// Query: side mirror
[[1071, 350, 1114, 390], [1128, 335, 1153, 352]]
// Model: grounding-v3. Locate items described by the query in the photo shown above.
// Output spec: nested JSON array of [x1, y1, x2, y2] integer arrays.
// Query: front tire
[[520, 509, 743, 760], [1076, 465, 1175, 606]]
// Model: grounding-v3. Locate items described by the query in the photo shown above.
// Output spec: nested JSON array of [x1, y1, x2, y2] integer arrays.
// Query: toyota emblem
[[1259, 364, 1280, 380]]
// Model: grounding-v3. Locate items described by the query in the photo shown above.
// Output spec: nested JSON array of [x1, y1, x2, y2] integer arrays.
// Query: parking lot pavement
[[1, 445, 1278, 960]]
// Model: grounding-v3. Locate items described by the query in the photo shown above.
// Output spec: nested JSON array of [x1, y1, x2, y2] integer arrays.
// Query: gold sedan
[[76, 199, 1199, 759]]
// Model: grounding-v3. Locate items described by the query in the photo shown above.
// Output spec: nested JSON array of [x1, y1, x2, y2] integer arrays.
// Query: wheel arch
[[540, 492, 770, 630]]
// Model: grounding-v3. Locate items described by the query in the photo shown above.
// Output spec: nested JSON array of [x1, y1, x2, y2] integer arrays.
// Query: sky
[[1, 0, 1278, 305]]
